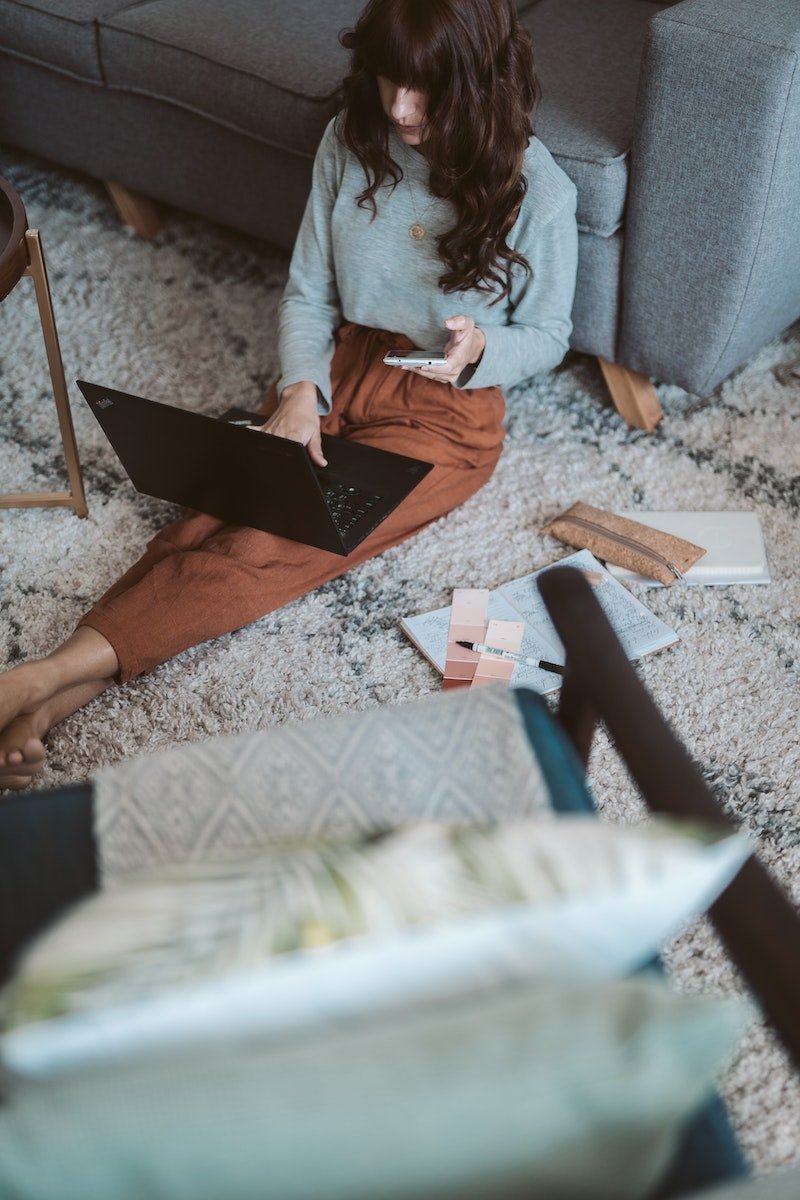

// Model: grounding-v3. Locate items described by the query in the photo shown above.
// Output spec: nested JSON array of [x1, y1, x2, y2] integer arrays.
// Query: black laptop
[[77, 381, 433, 555]]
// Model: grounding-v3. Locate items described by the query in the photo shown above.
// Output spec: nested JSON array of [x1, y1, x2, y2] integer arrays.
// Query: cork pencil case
[[542, 502, 706, 586]]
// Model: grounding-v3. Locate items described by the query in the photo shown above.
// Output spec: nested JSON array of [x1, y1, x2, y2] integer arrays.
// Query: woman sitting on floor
[[0, 0, 578, 789]]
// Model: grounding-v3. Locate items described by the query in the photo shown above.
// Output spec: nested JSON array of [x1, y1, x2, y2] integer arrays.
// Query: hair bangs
[[351, 1, 451, 97]]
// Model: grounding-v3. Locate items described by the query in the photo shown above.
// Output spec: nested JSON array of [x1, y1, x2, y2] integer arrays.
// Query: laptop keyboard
[[321, 480, 382, 535]]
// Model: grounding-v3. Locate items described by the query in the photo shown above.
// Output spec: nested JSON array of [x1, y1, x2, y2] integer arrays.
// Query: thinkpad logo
[[96, 397, 114, 410]]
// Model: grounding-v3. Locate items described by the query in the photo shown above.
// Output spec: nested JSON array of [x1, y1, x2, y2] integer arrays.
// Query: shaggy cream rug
[[1, 148, 798, 1174]]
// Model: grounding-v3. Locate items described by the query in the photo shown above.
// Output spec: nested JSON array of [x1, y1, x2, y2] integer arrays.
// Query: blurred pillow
[[680, 1168, 800, 1200], [2, 816, 750, 1077], [0, 973, 748, 1200]]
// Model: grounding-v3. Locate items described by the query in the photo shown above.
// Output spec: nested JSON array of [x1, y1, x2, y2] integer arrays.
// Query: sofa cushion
[[0, 0, 137, 82], [522, 0, 671, 237], [98, 0, 363, 160]]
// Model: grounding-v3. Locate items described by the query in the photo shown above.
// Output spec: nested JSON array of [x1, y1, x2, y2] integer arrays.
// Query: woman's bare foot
[[0, 696, 51, 789], [0, 736, 47, 790], [0, 678, 114, 791], [0, 627, 120, 791]]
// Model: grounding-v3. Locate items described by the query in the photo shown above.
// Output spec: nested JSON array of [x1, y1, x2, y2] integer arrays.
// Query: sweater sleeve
[[277, 121, 344, 414], [459, 186, 579, 392]]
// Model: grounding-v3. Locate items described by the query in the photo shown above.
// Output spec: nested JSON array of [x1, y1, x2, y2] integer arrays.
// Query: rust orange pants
[[80, 323, 506, 681]]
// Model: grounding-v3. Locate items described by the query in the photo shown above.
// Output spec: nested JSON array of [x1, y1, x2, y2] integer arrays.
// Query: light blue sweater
[[278, 118, 578, 411]]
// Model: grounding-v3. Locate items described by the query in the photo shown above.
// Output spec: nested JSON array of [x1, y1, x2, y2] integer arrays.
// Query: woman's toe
[[2, 774, 35, 791], [22, 737, 46, 764], [0, 739, 46, 782]]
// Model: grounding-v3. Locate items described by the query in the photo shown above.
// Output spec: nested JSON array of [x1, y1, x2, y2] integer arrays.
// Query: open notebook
[[400, 550, 679, 695]]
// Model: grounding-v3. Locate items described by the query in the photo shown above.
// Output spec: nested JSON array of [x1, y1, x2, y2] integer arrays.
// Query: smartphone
[[383, 350, 448, 368]]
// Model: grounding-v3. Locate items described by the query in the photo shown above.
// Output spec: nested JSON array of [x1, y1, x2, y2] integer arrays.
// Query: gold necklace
[[400, 142, 436, 241]]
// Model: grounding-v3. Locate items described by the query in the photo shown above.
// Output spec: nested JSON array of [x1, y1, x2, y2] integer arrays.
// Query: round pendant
[[409, 223, 426, 241]]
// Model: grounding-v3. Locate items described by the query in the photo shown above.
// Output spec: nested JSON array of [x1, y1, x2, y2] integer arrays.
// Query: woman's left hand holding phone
[[405, 315, 486, 385], [257, 381, 328, 468]]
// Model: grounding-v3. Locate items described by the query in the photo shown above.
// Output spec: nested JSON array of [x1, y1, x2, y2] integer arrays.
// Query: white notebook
[[606, 512, 770, 587]]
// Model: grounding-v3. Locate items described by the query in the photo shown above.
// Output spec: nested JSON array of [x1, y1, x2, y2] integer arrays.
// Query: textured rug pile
[[1, 148, 798, 1173]]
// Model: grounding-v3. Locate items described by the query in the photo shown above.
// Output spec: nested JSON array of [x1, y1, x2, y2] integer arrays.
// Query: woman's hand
[[258, 381, 327, 468], [409, 315, 486, 386]]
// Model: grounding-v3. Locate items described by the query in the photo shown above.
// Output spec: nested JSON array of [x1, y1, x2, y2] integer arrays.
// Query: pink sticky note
[[444, 588, 489, 688], [471, 619, 524, 688]]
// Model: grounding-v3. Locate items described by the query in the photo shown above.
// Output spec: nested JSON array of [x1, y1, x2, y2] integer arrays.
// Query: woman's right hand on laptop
[[258, 382, 327, 468]]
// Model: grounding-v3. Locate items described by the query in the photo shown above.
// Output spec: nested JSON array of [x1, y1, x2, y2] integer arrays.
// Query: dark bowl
[[0, 174, 29, 301]]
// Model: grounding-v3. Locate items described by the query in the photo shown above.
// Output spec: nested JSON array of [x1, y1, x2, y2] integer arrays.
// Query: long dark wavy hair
[[337, 0, 541, 304]]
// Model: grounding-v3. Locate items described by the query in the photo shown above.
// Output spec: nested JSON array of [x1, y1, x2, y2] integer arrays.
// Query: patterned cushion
[[94, 686, 572, 882]]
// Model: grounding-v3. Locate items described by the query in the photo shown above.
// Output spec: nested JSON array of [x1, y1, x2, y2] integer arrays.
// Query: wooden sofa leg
[[597, 358, 664, 432], [105, 181, 161, 239]]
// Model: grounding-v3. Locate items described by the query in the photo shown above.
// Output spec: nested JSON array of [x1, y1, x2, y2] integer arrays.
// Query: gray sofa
[[1, 0, 798, 419]]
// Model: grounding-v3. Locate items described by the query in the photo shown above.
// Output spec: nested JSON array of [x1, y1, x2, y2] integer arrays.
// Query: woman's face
[[376, 76, 428, 146]]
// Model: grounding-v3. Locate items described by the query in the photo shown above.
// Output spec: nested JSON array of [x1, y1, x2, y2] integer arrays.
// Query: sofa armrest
[[618, 0, 800, 395]]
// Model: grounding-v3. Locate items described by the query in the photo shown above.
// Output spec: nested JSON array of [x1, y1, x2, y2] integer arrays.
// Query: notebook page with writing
[[499, 550, 680, 661]]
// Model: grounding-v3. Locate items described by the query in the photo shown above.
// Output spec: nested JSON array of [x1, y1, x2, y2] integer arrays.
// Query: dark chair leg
[[537, 566, 800, 1073], [555, 669, 597, 770]]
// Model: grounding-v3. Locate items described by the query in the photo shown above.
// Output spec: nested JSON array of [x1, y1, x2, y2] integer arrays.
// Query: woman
[[0, 0, 578, 789]]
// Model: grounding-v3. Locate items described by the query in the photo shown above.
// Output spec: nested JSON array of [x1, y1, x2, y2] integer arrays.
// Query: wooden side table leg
[[597, 357, 664, 432], [24, 230, 89, 518], [105, 181, 161, 239]]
